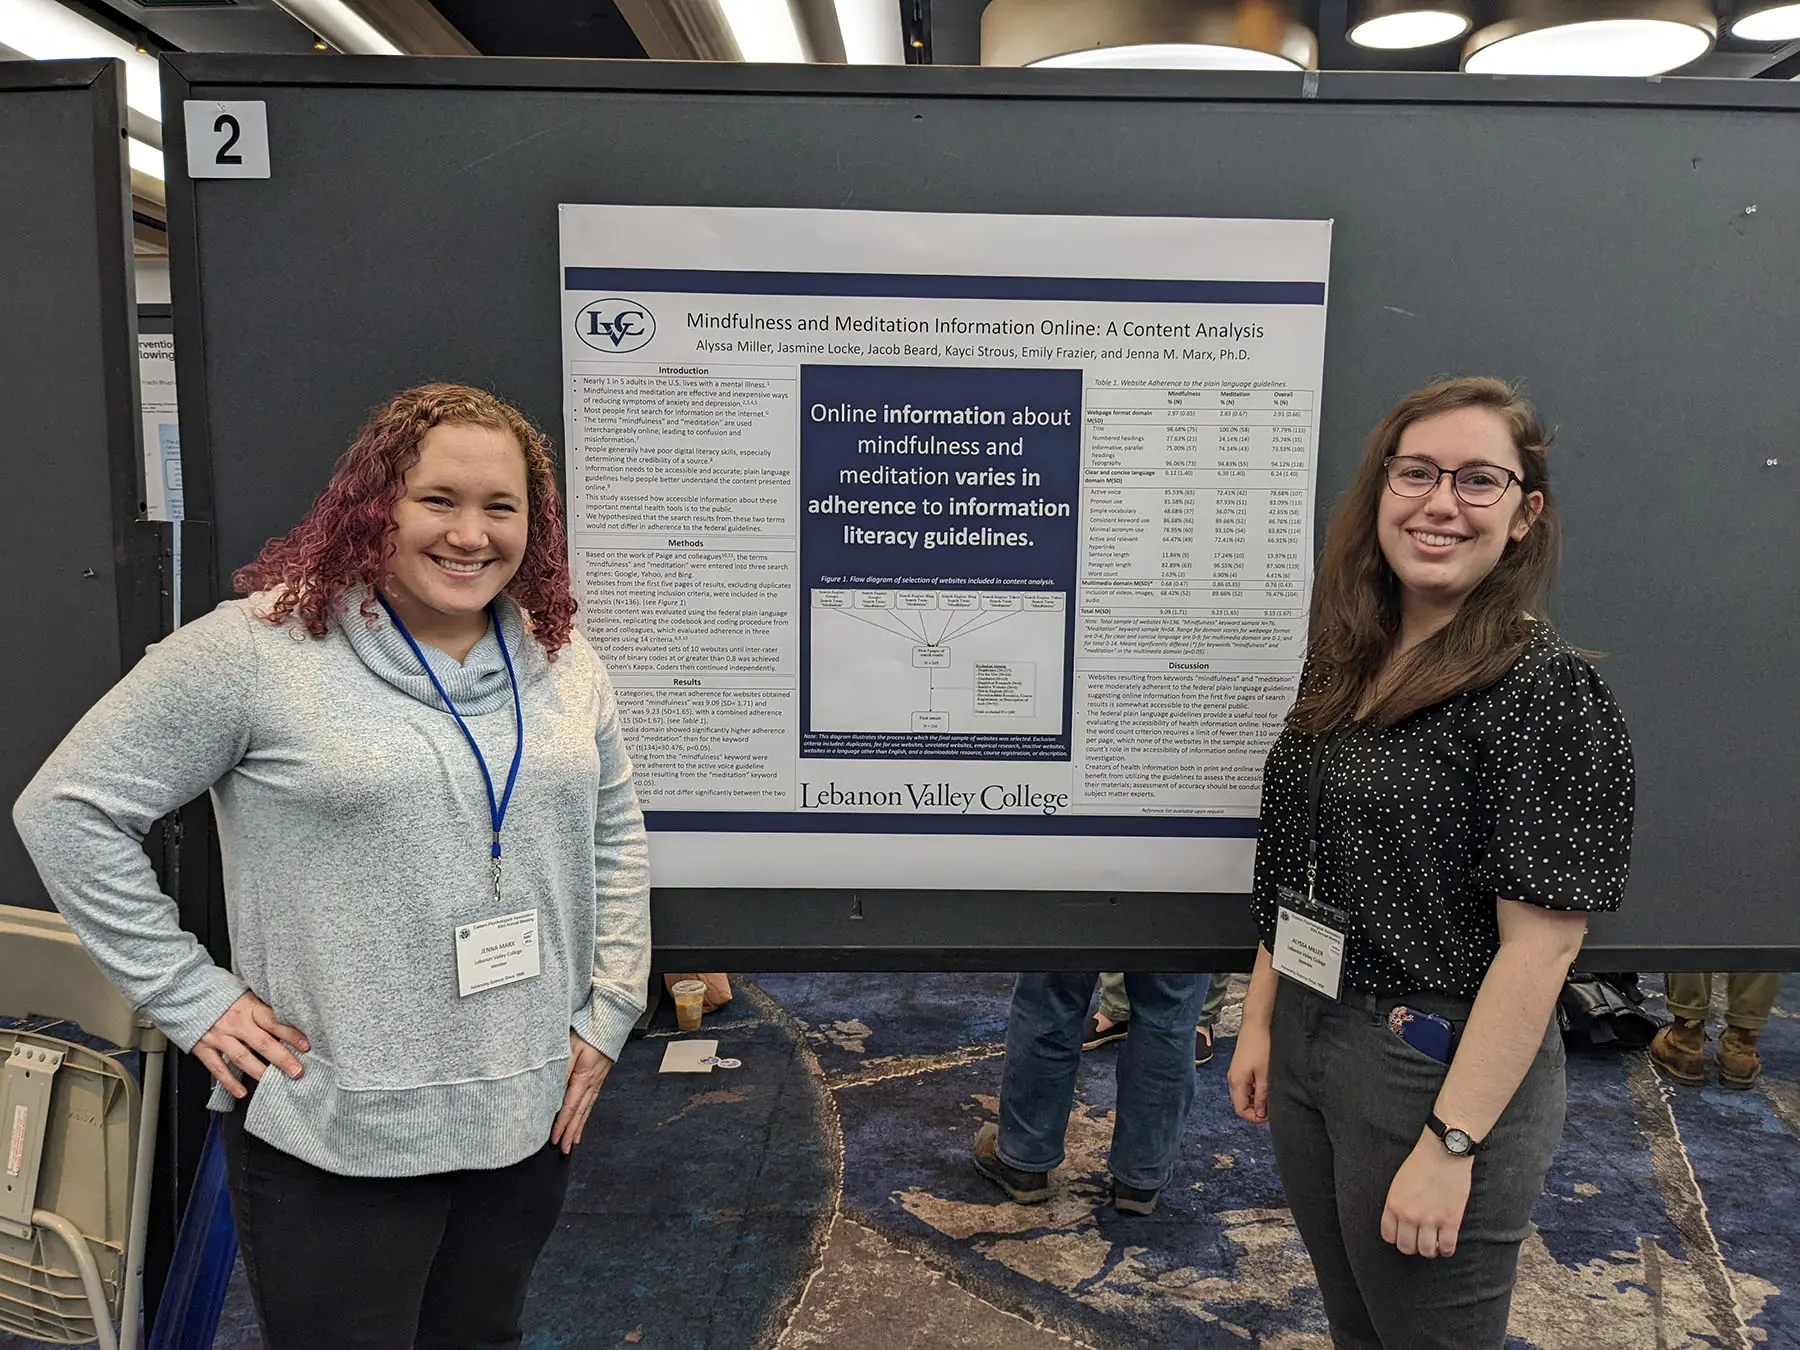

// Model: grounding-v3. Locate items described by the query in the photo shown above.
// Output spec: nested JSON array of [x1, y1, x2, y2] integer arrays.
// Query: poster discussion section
[[560, 205, 1330, 892]]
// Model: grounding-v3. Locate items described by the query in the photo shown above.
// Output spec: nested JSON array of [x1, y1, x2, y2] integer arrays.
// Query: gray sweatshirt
[[13, 591, 650, 1176]]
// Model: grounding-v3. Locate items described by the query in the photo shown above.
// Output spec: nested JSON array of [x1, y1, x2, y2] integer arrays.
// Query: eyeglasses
[[1383, 456, 1524, 508]]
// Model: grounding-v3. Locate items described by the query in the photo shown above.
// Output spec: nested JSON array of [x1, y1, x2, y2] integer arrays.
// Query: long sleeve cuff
[[151, 965, 252, 1053], [572, 985, 645, 1062]]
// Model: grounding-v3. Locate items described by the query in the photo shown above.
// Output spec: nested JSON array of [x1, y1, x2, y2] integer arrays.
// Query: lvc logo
[[575, 298, 655, 353]]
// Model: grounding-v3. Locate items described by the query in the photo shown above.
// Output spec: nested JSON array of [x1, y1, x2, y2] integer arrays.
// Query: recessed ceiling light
[[1465, 5, 1716, 77], [1349, 5, 1472, 50], [1732, 3, 1800, 41], [1030, 42, 1304, 72]]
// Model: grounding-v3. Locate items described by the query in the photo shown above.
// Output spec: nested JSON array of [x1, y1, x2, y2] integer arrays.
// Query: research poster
[[137, 331, 182, 524], [559, 205, 1330, 892]]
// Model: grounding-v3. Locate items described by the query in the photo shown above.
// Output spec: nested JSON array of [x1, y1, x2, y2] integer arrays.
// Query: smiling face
[[382, 422, 529, 642], [1376, 405, 1544, 622]]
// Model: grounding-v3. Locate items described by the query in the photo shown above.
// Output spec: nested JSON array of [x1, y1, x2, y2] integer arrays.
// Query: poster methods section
[[560, 206, 1331, 891]]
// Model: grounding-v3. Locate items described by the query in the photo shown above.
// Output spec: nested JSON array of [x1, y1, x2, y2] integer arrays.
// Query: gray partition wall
[[0, 60, 160, 912], [161, 56, 1800, 967]]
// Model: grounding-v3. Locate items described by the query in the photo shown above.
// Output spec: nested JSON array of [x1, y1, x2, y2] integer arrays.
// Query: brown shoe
[[1717, 1027, 1762, 1090], [1650, 1020, 1706, 1084]]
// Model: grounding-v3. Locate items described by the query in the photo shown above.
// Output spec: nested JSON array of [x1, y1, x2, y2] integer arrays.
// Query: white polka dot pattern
[[1251, 620, 1636, 997]]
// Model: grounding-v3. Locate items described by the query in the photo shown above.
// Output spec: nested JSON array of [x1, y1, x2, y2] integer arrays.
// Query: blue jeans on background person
[[997, 971, 1211, 1192]]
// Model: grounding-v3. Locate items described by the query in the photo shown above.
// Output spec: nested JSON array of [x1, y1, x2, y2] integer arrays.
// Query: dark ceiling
[[431, 0, 644, 60]]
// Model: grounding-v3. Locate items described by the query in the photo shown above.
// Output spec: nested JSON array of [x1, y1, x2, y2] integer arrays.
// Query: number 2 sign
[[183, 101, 270, 179]]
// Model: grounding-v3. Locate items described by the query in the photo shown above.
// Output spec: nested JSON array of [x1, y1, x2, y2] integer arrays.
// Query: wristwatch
[[1427, 1112, 1483, 1157]]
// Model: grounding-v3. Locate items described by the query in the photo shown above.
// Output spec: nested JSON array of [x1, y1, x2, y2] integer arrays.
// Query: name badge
[[454, 908, 541, 997], [1271, 885, 1346, 1001]]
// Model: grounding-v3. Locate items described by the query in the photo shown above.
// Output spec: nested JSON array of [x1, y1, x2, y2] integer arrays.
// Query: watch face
[[1445, 1128, 1473, 1155]]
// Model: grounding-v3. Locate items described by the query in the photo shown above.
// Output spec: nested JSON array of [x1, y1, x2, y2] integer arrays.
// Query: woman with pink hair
[[15, 383, 650, 1349]]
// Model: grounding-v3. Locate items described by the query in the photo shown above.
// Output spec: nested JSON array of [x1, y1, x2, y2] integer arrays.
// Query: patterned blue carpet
[[3, 973, 1794, 1348], [754, 970, 1800, 1349]]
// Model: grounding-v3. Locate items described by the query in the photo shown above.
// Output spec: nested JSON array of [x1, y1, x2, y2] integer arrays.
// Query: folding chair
[[0, 904, 166, 1350]]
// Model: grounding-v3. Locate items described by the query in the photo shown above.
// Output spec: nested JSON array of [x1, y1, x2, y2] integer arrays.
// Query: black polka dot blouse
[[1251, 620, 1635, 999]]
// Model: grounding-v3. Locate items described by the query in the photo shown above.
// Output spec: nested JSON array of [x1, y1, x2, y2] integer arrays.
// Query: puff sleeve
[[1473, 650, 1635, 912]]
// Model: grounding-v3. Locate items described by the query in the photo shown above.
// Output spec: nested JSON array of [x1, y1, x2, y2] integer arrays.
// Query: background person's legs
[[1097, 971, 1131, 1025], [997, 972, 1100, 1172], [1723, 972, 1781, 1030], [1108, 972, 1208, 1192], [1652, 971, 1714, 1082], [1663, 971, 1713, 1024], [1197, 974, 1229, 1029], [1194, 973, 1233, 1063], [1717, 971, 1783, 1088]]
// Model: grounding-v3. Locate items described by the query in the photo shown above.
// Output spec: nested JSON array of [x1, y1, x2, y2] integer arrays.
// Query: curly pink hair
[[234, 383, 577, 656]]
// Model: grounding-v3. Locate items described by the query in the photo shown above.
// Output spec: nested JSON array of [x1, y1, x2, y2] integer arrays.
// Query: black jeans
[[220, 1103, 570, 1350], [1268, 978, 1565, 1350]]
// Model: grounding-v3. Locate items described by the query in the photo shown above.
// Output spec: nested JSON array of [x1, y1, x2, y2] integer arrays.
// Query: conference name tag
[[1271, 888, 1345, 1000], [454, 908, 541, 997]]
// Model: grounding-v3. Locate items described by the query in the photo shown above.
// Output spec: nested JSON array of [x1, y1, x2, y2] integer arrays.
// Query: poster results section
[[1077, 384, 1313, 818], [559, 205, 1331, 891]]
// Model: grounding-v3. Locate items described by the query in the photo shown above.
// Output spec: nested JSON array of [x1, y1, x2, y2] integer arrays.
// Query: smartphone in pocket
[[1388, 1006, 1455, 1064]]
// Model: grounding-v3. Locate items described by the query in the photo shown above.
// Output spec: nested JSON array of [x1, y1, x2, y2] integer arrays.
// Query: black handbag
[[1557, 972, 1668, 1051]]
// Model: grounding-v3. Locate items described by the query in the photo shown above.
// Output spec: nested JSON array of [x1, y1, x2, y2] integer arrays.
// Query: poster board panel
[[160, 59, 1800, 965]]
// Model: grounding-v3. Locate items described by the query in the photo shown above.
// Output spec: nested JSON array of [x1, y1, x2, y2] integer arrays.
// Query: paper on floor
[[659, 1039, 718, 1073]]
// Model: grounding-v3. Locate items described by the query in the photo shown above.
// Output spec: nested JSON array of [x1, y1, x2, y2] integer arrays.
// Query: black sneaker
[[1113, 1180, 1160, 1215], [1082, 1014, 1129, 1050], [1195, 1024, 1215, 1066], [972, 1123, 1050, 1203]]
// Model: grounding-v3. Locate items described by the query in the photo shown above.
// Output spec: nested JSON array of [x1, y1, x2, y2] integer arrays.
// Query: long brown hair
[[233, 383, 578, 656], [1289, 377, 1558, 732]]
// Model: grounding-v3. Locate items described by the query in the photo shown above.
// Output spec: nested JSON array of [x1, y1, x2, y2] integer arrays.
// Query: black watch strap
[[1428, 1112, 1483, 1155]]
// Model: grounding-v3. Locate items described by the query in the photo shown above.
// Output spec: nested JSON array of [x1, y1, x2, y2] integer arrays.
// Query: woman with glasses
[[1227, 377, 1634, 1348]]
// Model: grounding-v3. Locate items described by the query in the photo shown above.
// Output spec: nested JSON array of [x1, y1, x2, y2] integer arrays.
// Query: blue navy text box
[[564, 268, 1324, 306], [645, 811, 1259, 838], [799, 363, 1082, 761]]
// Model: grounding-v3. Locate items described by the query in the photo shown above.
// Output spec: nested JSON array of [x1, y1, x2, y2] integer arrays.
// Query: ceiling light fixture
[[1732, 2, 1800, 40], [717, 0, 807, 61], [127, 135, 164, 182], [983, 0, 1317, 72], [1464, 2, 1716, 77], [267, 0, 401, 56], [1348, 3, 1472, 50], [0, 0, 161, 123], [1032, 41, 1303, 70]]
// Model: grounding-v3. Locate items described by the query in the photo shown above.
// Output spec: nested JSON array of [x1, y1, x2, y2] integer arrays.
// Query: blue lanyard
[[378, 598, 523, 898]]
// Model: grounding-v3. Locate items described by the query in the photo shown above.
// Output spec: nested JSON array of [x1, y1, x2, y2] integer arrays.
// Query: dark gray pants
[[1268, 978, 1565, 1350]]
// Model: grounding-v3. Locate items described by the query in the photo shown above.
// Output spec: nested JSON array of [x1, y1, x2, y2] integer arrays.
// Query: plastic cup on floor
[[671, 979, 707, 1031]]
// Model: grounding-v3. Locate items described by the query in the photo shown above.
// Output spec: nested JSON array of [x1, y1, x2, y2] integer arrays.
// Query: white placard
[[184, 100, 270, 179]]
